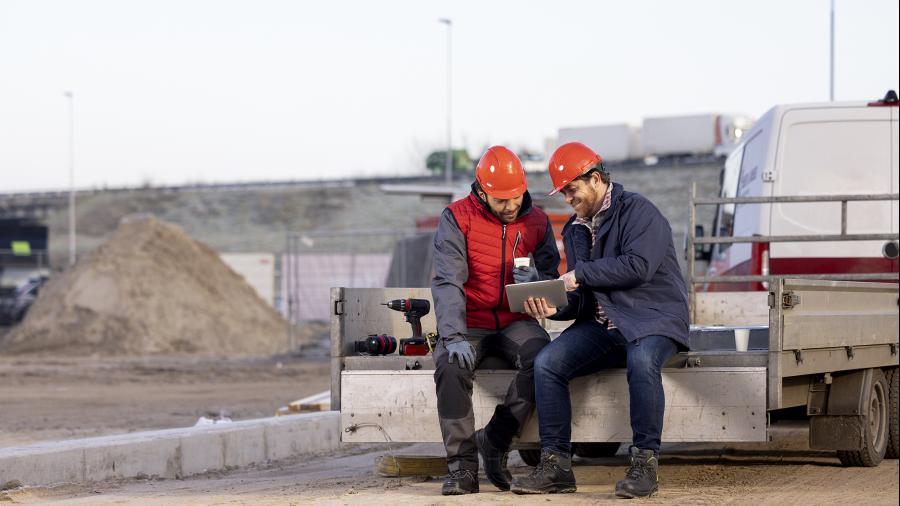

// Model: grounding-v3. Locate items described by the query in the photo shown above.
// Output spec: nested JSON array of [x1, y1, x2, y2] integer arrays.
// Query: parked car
[[0, 275, 47, 325]]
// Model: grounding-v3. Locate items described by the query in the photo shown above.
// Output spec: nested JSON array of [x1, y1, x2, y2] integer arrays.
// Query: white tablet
[[505, 279, 568, 313]]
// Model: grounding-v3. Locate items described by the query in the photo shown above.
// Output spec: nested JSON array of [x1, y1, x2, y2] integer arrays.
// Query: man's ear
[[477, 189, 487, 201]]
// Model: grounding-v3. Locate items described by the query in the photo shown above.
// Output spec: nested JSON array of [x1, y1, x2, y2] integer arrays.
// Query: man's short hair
[[575, 163, 610, 185]]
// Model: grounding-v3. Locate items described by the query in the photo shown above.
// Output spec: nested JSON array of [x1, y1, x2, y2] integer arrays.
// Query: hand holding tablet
[[523, 296, 558, 318], [505, 279, 567, 313]]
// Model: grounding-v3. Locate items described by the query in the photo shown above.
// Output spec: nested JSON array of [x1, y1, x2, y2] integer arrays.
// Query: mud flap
[[810, 415, 865, 450], [809, 369, 872, 450]]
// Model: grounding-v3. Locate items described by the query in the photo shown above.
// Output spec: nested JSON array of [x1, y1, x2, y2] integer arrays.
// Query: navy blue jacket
[[553, 183, 690, 349]]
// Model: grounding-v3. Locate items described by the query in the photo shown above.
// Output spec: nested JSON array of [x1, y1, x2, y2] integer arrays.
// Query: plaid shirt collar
[[571, 183, 616, 329], [574, 182, 613, 232]]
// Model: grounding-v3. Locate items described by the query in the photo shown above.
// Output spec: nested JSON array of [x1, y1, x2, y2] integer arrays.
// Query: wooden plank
[[341, 368, 767, 444]]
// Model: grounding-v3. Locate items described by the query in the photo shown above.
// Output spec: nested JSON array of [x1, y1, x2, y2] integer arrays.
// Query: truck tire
[[573, 442, 621, 458], [886, 367, 899, 460], [518, 449, 541, 467], [837, 369, 889, 467]]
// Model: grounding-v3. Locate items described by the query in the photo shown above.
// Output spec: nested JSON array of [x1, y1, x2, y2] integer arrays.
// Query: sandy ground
[[3, 440, 898, 505], [1, 343, 897, 504], [0, 352, 330, 448]]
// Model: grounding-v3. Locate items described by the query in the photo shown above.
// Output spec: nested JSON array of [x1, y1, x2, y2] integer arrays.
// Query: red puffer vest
[[447, 192, 549, 330]]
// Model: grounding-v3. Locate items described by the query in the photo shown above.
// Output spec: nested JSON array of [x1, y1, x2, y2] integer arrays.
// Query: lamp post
[[829, 0, 835, 101], [63, 91, 76, 266], [438, 18, 452, 184]]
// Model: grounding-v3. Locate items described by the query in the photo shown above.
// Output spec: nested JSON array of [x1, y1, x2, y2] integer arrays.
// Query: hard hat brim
[[484, 185, 527, 200], [547, 182, 567, 196]]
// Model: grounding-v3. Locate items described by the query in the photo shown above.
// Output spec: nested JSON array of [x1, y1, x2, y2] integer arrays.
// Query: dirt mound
[[1, 216, 288, 356]]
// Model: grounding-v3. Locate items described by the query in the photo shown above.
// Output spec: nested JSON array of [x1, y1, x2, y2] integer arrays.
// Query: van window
[[712, 144, 743, 255]]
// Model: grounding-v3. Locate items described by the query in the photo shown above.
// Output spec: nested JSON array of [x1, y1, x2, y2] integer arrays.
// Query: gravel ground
[[0, 353, 329, 448], [3, 441, 897, 505]]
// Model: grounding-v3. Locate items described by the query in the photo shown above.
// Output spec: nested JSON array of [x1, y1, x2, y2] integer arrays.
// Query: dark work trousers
[[433, 319, 550, 472], [534, 320, 678, 456]]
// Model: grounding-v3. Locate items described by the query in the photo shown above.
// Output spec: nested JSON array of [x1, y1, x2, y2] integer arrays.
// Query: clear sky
[[1, 0, 897, 192]]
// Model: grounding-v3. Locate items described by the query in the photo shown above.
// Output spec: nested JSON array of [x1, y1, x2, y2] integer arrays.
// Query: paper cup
[[734, 328, 750, 352], [514, 257, 532, 269]]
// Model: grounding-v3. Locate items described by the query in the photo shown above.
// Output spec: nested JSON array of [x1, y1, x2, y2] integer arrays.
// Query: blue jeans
[[534, 320, 678, 456]]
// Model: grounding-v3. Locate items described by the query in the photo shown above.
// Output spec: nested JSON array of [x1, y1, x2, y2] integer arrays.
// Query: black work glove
[[513, 266, 540, 284], [446, 340, 476, 371]]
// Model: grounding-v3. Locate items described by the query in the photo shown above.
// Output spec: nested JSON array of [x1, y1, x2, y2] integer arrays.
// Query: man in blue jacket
[[509, 142, 690, 498]]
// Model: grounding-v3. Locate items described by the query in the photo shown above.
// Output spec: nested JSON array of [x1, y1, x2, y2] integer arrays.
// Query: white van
[[703, 91, 899, 290]]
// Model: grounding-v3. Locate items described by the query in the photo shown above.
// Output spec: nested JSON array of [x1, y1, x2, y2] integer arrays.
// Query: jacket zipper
[[493, 224, 507, 329]]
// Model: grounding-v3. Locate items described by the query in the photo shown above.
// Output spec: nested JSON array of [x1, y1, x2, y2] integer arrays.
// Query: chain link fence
[[280, 228, 435, 343]]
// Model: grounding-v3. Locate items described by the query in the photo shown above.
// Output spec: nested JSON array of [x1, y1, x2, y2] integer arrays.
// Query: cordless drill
[[382, 298, 431, 356]]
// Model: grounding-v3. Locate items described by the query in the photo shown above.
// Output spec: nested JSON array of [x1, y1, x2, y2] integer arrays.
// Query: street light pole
[[829, 0, 835, 101], [64, 91, 76, 266], [439, 18, 452, 185]]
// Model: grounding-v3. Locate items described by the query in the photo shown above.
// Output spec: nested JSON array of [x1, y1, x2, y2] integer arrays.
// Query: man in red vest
[[432, 146, 561, 495]]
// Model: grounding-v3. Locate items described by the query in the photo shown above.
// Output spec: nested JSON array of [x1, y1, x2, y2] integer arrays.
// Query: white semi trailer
[[553, 114, 752, 163], [642, 113, 753, 158], [556, 124, 642, 162]]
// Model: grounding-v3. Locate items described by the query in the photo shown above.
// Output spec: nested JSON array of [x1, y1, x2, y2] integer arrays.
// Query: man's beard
[[495, 210, 518, 223], [571, 194, 594, 219]]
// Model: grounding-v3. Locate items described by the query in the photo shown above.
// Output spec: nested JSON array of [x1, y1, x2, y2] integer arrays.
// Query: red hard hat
[[475, 146, 527, 199], [547, 142, 603, 195]]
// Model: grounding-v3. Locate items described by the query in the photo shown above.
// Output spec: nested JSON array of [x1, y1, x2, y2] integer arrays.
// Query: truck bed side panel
[[341, 368, 766, 444]]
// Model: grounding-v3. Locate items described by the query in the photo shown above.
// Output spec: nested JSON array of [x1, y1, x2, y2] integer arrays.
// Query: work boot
[[614, 447, 659, 498], [475, 429, 512, 490], [510, 449, 576, 494], [441, 468, 479, 495]]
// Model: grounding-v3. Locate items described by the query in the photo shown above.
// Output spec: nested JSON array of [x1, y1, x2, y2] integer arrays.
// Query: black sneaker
[[475, 429, 512, 491], [441, 468, 479, 495], [614, 447, 658, 498], [510, 449, 577, 494]]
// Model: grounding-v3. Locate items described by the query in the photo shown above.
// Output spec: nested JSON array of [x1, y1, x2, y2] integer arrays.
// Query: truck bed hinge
[[334, 299, 345, 316], [782, 291, 801, 310], [890, 343, 898, 356], [793, 349, 803, 365], [845, 346, 855, 360]]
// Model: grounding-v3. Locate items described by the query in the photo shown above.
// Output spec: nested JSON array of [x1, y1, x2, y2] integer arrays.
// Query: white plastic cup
[[514, 257, 532, 269], [734, 328, 750, 352]]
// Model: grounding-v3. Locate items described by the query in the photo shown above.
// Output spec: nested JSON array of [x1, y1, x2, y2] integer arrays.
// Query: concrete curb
[[0, 411, 340, 487]]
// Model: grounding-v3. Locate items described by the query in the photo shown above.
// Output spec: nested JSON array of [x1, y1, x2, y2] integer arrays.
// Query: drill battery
[[398, 338, 428, 356]]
